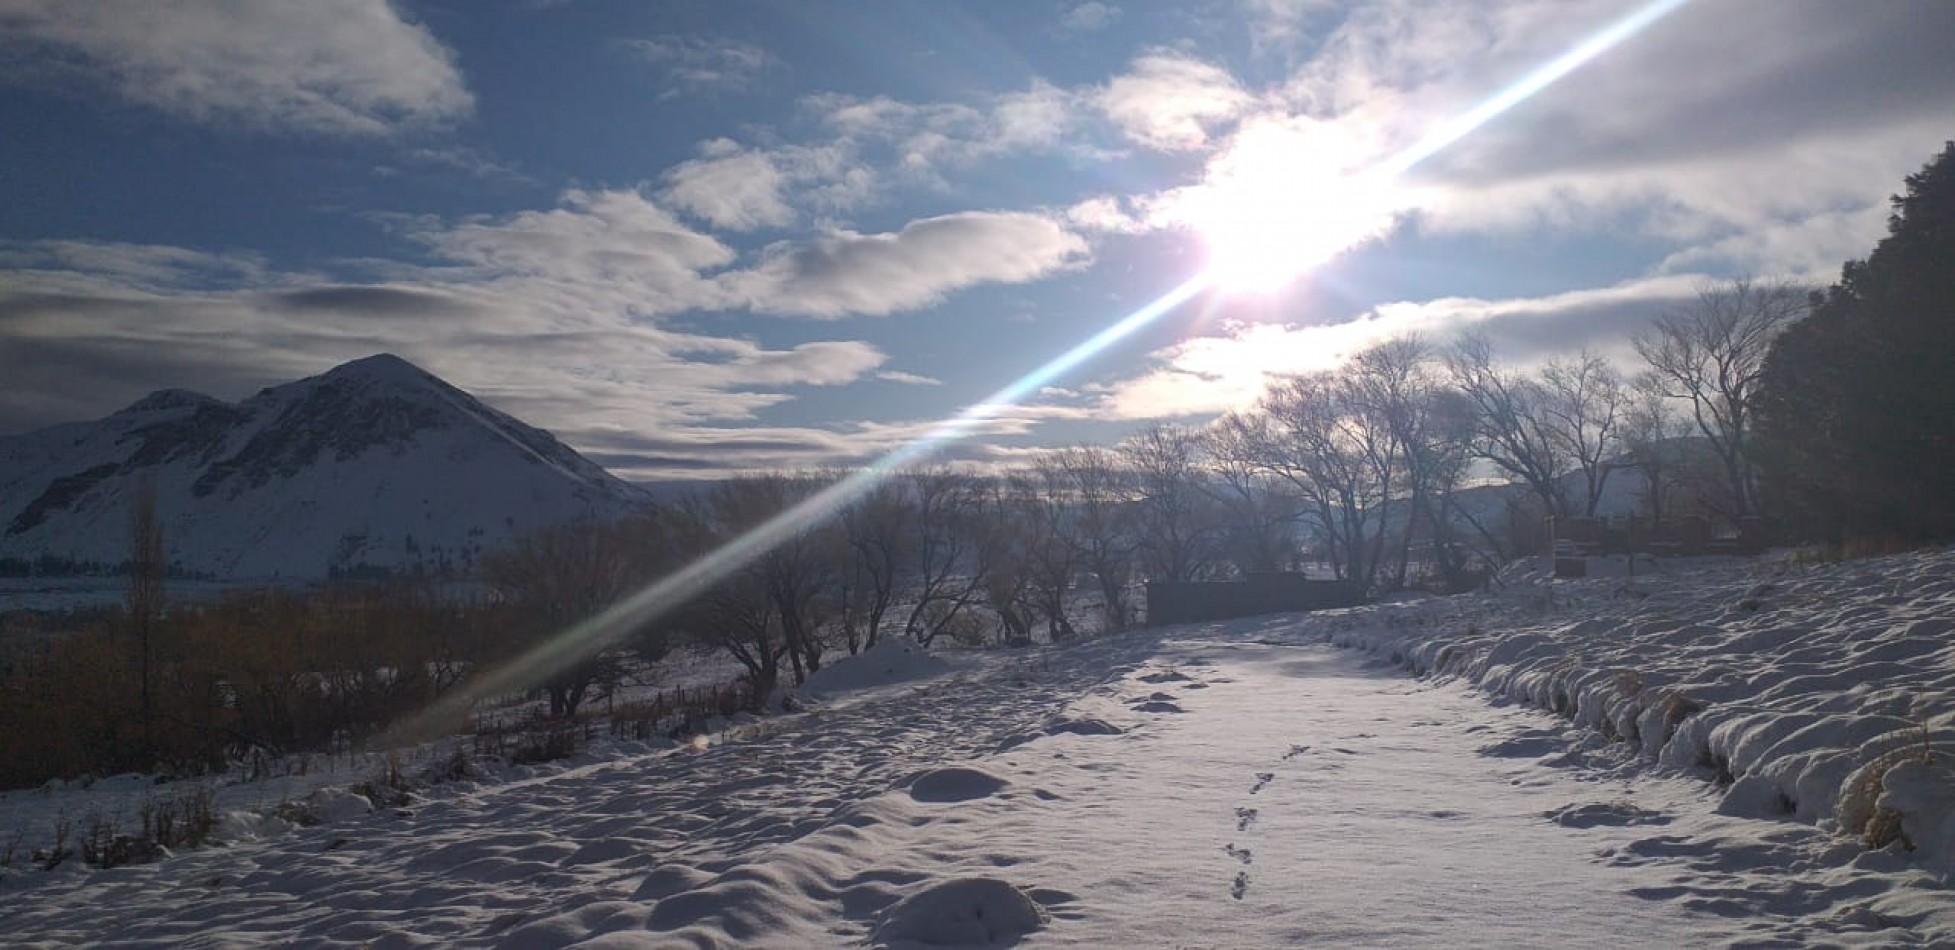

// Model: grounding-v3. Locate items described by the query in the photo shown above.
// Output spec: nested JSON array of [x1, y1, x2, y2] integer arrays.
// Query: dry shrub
[[508, 726, 585, 765], [1864, 807, 1913, 851], [1790, 536, 1933, 566], [270, 797, 321, 828], [1652, 691, 1703, 748], [606, 682, 752, 741], [431, 747, 477, 783], [0, 582, 501, 790], [33, 813, 74, 870], [143, 785, 217, 853], [352, 755, 413, 810]]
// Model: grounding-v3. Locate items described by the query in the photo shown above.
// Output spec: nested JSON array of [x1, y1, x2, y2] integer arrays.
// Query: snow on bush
[[873, 876, 1048, 948], [1322, 547, 1955, 868], [800, 636, 953, 700], [907, 765, 1009, 803]]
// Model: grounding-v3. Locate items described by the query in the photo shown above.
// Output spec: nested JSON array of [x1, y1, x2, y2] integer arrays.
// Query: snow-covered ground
[[4, 547, 1955, 947], [0, 576, 284, 614]]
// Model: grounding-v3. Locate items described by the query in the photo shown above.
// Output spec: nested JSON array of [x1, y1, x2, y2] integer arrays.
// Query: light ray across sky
[[386, 0, 1695, 744]]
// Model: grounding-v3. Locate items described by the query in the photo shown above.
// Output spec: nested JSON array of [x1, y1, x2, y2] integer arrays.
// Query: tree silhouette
[[1755, 142, 1955, 541], [1635, 278, 1806, 525]]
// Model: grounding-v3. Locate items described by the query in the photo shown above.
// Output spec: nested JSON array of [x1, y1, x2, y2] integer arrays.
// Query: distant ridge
[[0, 354, 648, 580]]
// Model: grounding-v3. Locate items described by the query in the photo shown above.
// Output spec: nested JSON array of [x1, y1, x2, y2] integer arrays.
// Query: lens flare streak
[[386, 0, 1693, 743]]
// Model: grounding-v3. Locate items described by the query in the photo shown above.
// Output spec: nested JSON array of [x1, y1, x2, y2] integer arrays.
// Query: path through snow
[[4, 612, 1949, 946]]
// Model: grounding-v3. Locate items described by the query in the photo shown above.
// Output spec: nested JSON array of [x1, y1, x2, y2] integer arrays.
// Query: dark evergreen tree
[[1755, 142, 1955, 541]]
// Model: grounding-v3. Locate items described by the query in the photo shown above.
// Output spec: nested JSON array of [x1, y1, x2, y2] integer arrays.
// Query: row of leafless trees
[[485, 450, 1252, 705], [481, 280, 1803, 705]]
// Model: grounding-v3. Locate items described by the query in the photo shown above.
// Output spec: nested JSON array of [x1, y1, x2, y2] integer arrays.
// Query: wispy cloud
[[1097, 51, 1254, 151], [0, 190, 1095, 474], [1059, 2, 1121, 33], [0, 0, 472, 135], [804, 80, 1086, 179], [621, 34, 779, 98], [1084, 274, 1706, 420], [728, 211, 1090, 318]]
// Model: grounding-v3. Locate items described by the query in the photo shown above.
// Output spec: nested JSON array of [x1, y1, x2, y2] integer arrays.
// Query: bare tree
[[990, 471, 1065, 645], [835, 476, 911, 653], [1618, 372, 1685, 527], [1347, 337, 1492, 590], [1448, 332, 1569, 519], [1049, 446, 1139, 633], [1202, 417, 1298, 576], [901, 466, 990, 645], [1120, 424, 1219, 584], [1348, 338, 1436, 589], [1634, 278, 1806, 522], [661, 489, 785, 699], [481, 518, 639, 717], [706, 475, 836, 686], [1242, 371, 1394, 588], [1418, 388, 1502, 584], [1540, 349, 1626, 518]]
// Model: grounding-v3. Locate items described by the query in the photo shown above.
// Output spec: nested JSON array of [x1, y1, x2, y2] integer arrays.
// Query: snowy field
[[0, 576, 279, 614], [4, 548, 1955, 946]]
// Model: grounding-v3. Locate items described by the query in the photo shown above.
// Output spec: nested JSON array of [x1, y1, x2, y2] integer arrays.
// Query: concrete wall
[[1145, 572, 1365, 626]]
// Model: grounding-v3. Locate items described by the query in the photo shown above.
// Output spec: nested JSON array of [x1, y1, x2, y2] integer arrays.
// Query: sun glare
[[1187, 122, 1399, 294]]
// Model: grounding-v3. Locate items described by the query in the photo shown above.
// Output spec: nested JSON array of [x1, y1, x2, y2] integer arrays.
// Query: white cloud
[[1237, 0, 1339, 49], [0, 190, 1108, 473], [0, 240, 905, 478], [1098, 52, 1255, 152], [1087, 275, 1705, 420], [662, 142, 796, 231], [0, 240, 279, 291], [1256, 0, 1955, 279], [621, 34, 778, 97], [414, 187, 736, 316], [727, 211, 1090, 318], [991, 81, 1078, 150], [0, 0, 471, 135], [1064, 196, 1149, 235], [1654, 205, 1888, 281], [1059, 2, 1121, 33], [803, 81, 1087, 182]]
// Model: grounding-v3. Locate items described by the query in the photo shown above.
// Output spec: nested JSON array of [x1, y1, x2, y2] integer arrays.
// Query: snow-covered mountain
[[0, 354, 648, 580]]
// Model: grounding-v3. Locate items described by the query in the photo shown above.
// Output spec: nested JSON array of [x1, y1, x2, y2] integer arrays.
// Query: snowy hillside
[[0, 354, 648, 580], [4, 546, 1955, 945]]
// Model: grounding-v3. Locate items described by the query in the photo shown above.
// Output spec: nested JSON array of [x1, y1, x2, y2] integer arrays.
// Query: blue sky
[[2, 0, 1950, 479]]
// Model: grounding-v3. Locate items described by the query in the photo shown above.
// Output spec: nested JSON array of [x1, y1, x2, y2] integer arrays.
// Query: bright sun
[[1186, 122, 1398, 294]]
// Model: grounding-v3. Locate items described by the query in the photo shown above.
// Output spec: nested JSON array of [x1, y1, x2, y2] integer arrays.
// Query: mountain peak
[[1, 355, 645, 579], [114, 388, 226, 416], [323, 352, 437, 386]]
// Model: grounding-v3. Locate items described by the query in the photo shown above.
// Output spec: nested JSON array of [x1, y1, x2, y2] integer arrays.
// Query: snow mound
[[874, 876, 1048, 948], [307, 787, 375, 823], [802, 636, 953, 699], [1043, 717, 1124, 737], [1548, 802, 1672, 828], [908, 766, 1008, 803], [1326, 544, 1955, 870]]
